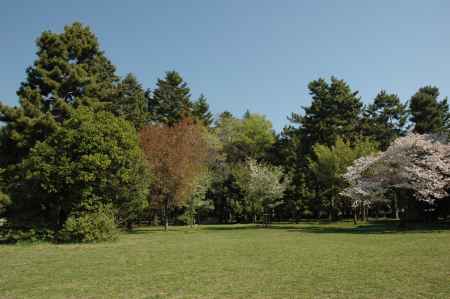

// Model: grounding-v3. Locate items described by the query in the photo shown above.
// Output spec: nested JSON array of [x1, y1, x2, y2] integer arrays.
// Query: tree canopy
[[139, 119, 209, 230], [409, 86, 449, 134]]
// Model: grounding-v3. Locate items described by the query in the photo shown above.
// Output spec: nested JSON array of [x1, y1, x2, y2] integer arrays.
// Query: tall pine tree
[[290, 77, 363, 151], [0, 22, 119, 168], [112, 73, 148, 129], [409, 86, 449, 134], [192, 94, 213, 127], [362, 90, 407, 150], [148, 71, 193, 126]]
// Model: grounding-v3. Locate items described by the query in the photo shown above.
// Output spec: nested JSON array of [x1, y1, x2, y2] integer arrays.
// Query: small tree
[[235, 159, 288, 225], [308, 138, 378, 221], [182, 172, 214, 226], [139, 119, 208, 230]]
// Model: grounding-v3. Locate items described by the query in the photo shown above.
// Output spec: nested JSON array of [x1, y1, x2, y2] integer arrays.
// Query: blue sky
[[1, 1, 450, 131]]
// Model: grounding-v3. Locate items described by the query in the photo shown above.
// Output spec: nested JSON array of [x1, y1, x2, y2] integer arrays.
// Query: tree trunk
[[153, 212, 158, 226], [163, 199, 169, 231], [362, 205, 367, 222], [393, 192, 400, 220], [126, 221, 133, 231], [329, 194, 335, 221], [353, 208, 357, 225]]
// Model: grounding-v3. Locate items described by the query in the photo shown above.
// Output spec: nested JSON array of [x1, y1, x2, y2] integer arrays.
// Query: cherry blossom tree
[[342, 133, 450, 221]]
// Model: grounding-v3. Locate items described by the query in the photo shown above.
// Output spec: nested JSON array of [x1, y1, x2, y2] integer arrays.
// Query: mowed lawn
[[1, 221, 449, 299]]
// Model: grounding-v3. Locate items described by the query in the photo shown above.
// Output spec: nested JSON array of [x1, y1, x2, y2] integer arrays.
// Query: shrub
[[58, 206, 118, 243], [0, 226, 54, 243]]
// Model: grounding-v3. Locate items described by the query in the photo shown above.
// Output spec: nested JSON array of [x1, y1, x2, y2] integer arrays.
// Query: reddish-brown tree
[[139, 119, 208, 230]]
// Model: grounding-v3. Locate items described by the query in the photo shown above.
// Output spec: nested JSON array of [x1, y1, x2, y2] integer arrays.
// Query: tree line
[[0, 23, 449, 242]]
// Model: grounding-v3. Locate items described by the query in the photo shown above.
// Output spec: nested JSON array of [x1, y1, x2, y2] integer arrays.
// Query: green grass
[[1, 221, 449, 298]]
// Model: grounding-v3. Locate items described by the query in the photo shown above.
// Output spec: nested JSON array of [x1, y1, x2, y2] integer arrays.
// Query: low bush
[[0, 226, 54, 243], [58, 207, 118, 243]]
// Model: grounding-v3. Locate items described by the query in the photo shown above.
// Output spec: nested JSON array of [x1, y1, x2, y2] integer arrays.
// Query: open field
[[1, 221, 449, 299]]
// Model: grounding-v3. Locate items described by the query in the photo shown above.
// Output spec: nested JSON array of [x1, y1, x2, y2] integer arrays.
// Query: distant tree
[[148, 71, 193, 126], [269, 126, 311, 221], [235, 159, 288, 224], [216, 110, 233, 121], [112, 73, 148, 129], [409, 86, 449, 134], [139, 119, 208, 230], [283, 77, 366, 220], [192, 94, 214, 127], [362, 90, 408, 150], [0, 191, 10, 218], [215, 112, 275, 162], [210, 112, 276, 222], [214, 112, 241, 156], [2, 108, 150, 238], [290, 77, 363, 150], [308, 138, 378, 220], [181, 172, 214, 226]]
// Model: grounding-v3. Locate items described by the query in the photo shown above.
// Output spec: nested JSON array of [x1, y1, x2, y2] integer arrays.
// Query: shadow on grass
[[126, 226, 205, 234], [198, 220, 450, 234], [124, 220, 450, 235], [126, 228, 170, 234], [286, 221, 450, 235], [201, 220, 334, 231]]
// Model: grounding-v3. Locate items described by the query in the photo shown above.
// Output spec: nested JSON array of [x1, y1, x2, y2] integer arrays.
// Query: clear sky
[[1, 0, 450, 131]]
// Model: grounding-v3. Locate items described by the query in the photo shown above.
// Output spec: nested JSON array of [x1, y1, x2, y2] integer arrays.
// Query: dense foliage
[[1, 22, 449, 243], [2, 108, 150, 240], [139, 119, 209, 230]]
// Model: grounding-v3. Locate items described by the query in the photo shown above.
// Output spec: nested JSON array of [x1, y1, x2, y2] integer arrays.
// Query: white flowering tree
[[341, 154, 387, 222], [342, 133, 450, 221], [235, 159, 289, 225]]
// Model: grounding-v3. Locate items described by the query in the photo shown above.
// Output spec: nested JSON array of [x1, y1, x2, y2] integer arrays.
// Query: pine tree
[[17, 22, 118, 119], [0, 22, 119, 167], [192, 94, 213, 127], [290, 77, 363, 151], [0, 23, 149, 240], [269, 126, 311, 221], [112, 73, 148, 129], [148, 71, 193, 126], [287, 77, 364, 218], [409, 86, 448, 134], [362, 90, 407, 150]]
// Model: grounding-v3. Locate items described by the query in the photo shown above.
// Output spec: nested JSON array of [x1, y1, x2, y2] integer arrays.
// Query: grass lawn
[[1, 221, 449, 299]]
